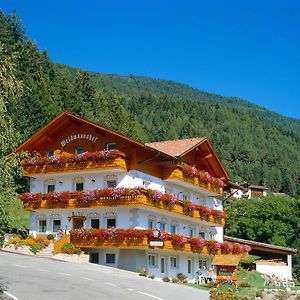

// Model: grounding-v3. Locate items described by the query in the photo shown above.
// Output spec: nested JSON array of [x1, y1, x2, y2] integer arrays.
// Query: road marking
[[127, 288, 133, 291], [13, 264, 27, 268], [4, 291, 19, 300], [37, 268, 50, 272], [81, 277, 94, 281], [58, 272, 71, 276], [105, 282, 117, 287], [138, 291, 164, 300]]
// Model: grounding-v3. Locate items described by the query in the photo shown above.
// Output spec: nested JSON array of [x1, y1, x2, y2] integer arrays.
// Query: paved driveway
[[0, 251, 209, 300]]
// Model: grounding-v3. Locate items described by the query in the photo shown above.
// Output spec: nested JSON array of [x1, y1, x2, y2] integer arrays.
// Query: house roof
[[212, 255, 241, 266], [146, 138, 205, 157], [224, 236, 297, 255], [14, 111, 229, 180], [249, 185, 269, 190]]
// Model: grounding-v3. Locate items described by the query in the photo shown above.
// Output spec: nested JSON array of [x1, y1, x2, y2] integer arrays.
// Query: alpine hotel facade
[[16, 112, 250, 282]]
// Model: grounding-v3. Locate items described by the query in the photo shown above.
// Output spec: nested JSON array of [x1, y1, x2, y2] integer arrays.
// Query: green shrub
[[138, 270, 147, 277], [177, 273, 187, 282], [29, 243, 45, 254], [172, 277, 179, 283], [238, 281, 251, 288], [162, 277, 170, 282], [148, 275, 155, 279], [47, 234, 55, 240], [61, 242, 81, 255]]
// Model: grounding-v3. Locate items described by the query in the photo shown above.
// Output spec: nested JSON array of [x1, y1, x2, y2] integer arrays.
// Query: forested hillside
[[1, 11, 299, 197]]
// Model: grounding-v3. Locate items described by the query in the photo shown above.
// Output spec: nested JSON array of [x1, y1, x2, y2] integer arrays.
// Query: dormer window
[[106, 143, 116, 151], [47, 150, 54, 157], [75, 147, 84, 155]]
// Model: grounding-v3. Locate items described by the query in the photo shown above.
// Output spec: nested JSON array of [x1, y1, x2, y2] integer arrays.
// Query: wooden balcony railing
[[20, 189, 225, 226], [69, 229, 249, 259], [163, 165, 224, 195], [22, 150, 127, 176]]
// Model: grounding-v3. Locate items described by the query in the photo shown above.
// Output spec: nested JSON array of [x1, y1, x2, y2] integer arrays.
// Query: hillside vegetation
[[1, 10, 300, 198]]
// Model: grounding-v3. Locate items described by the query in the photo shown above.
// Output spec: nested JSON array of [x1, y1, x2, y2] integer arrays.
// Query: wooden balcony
[[23, 151, 127, 176], [71, 235, 246, 263], [163, 165, 223, 196], [21, 192, 225, 226]]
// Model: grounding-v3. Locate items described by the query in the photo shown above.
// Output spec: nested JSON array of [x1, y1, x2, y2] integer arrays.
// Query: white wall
[[256, 262, 292, 280]]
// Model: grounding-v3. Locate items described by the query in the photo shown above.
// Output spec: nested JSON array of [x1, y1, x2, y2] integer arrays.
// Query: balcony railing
[[69, 228, 250, 258], [20, 188, 226, 226], [163, 165, 224, 195], [22, 149, 127, 175]]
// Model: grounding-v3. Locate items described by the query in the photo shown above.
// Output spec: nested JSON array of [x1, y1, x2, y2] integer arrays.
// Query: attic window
[[75, 148, 84, 155], [106, 143, 117, 151], [47, 150, 54, 157]]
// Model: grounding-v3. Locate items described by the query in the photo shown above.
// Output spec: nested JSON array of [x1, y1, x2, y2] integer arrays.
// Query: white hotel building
[[16, 112, 248, 282]]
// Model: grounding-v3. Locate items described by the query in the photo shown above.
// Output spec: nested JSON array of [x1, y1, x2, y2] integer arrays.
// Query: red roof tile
[[146, 138, 206, 157]]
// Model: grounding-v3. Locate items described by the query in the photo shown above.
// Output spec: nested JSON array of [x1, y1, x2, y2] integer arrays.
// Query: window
[[47, 184, 55, 193], [188, 259, 192, 274], [199, 231, 205, 239], [106, 143, 116, 150], [106, 253, 115, 264], [143, 180, 151, 189], [75, 147, 84, 155], [76, 182, 84, 191], [182, 194, 188, 201], [170, 224, 177, 234], [90, 253, 99, 264], [170, 256, 178, 268], [106, 218, 116, 228], [148, 255, 156, 267], [188, 227, 194, 238], [39, 220, 47, 232], [106, 180, 117, 188], [53, 219, 61, 232], [199, 259, 207, 270], [47, 150, 54, 157], [91, 219, 100, 229], [148, 220, 154, 229], [159, 222, 166, 231]]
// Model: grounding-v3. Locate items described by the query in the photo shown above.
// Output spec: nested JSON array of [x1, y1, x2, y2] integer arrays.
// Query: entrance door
[[161, 256, 166, 276], [72, 217, 84, 230]]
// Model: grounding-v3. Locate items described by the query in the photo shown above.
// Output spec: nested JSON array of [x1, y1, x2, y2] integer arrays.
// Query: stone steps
[[36, 242, 54, 258]]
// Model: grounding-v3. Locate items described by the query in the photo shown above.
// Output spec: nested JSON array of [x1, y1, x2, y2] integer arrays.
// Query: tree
[[0, 42, 27, 238]]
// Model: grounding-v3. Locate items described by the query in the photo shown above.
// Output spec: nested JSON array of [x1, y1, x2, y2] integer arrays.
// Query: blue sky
[[2, 0, 300, 119]]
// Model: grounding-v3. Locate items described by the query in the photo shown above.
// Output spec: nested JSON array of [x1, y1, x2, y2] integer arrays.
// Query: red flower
[[221, 242, 233, 254], [171, 234, 188, 247], [190, 238, 207, 250], [208, 240, 221, 253], [232, 243, 244, 254], [182, 165, 199, 178]]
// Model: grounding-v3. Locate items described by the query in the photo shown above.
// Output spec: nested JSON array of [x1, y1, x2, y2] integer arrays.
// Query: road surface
[[0, 251, 209, 300]]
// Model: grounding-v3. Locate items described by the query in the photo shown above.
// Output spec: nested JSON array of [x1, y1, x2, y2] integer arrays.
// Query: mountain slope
[[55, 63, 300, 134], [1, 10, 299, 197]]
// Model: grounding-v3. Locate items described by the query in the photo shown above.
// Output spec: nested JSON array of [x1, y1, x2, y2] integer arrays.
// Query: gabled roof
[[249, 185, 269, 190], [147, 137, 229, 180], [146, 138, 205, 157], [212, 254, 240, 266], [224, 236, 297, 255], [15, 111, 171, 157], [15, 111, 228, 180]]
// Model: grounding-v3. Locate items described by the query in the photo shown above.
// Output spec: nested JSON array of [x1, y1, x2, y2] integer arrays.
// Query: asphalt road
[[0, 251, 209, 300]]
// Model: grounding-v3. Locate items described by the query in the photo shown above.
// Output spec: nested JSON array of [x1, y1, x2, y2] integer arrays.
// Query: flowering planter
[[70, 228, 251, 256], [163, 165, 224, 195], [20, 189, 226, 226], [23, 150, 127, 175]]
